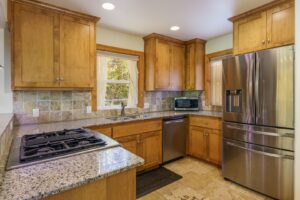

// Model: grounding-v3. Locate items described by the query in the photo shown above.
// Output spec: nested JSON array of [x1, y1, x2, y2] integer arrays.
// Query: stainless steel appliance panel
[[256, 45, 294, 129], [223, 138, 294, 200], [223, 122, 294, 151], [222, 53, 255, 124], [163, 116, 187, 163]]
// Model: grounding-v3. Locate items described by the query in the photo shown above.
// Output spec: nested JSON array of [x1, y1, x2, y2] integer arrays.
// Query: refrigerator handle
[[255, 54, 260, 119]]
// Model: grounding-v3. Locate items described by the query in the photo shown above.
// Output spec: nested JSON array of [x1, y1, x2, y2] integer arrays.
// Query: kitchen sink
[[107, 115, 139, 121]]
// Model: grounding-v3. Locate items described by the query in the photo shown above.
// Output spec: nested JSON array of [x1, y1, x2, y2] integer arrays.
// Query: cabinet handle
[[267, 38, 271, 43], [262, 40, 265, 44], [56, 77, 60, 81], [60, 77, 64, 81]]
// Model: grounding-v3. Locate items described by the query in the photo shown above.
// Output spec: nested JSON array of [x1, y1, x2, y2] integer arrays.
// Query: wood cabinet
[[116, 135, 138, 155], [44, 169, 136, 200], [144, 33, 185, 91], [189, 126, 207, 159], [188, 116, 222, 165], [139, 131, 162, 170], [10, 0, 99, 90], [89, 119, 163, 172], [231, 0, 294, 55], [88, 126, 112, 138], [185, 39, 206, 90]]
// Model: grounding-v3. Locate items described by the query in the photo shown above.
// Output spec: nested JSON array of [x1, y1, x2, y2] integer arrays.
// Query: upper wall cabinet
[[230, 0, 294, 55], [185, 39, 206, 91], [9, 0, 99, 90], [144, 33, 185, 91]]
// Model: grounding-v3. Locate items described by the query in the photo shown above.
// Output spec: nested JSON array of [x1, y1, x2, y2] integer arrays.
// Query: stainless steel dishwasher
[[163, 116, 187, 163]]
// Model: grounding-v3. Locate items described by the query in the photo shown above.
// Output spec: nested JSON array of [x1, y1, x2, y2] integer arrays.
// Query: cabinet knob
[[56, 77, 60, 81], [267, 38, 271, 43], [60, 77, 64, 81], [262, 40, 266, 44]]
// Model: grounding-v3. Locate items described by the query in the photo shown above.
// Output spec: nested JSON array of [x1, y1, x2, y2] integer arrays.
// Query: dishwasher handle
[[164, 119, 186, 125]]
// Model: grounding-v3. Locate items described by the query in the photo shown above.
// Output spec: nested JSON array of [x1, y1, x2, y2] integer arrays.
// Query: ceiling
[[40, 0, 274, 40]]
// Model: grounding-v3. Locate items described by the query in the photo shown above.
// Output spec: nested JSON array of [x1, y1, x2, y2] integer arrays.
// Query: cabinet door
[[188, 126, 207, 159], [155, 39, 171, 90], [140, 131, 162, 170], [208, 129, 222, 165], [116, 135, 138, 155], [233, 12, 267, 54], [60, 15, 95, 88], [267, 2, 294, 48], [13, 3, 60, 88], [171, 44, 185, 90], [185, 43, 195, 90]]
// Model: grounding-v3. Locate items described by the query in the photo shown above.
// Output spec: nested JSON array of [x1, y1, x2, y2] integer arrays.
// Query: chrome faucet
[[120, 102, 126, 117]]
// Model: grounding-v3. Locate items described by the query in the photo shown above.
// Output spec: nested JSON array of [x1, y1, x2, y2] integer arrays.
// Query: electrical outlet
[[86, 106, 92, 114], [32, 108, 39, 117]]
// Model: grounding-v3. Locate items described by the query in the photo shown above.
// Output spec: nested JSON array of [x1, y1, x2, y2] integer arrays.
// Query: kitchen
[[0, 0, 300, 200]]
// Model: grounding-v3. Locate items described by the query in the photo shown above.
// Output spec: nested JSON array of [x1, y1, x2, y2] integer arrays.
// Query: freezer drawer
[[223, 138, 294, 200], [223, 122, 294, 151]]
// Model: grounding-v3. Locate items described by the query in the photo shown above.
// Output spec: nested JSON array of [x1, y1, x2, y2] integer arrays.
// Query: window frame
[[91, 44, 144, 111], [205, 49, 232, 107]]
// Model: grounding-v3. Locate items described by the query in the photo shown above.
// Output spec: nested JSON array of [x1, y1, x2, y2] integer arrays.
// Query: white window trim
[[97, 51, 139, 110]]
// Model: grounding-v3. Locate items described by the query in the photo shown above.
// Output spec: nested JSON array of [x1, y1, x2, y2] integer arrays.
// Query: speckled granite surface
[[0, 147, 143, 200], [12, 110, 222, 137], [0, 110, 221, 200]]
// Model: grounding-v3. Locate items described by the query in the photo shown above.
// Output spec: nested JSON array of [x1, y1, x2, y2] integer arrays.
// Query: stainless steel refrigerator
[[222, 45, 294, 200]]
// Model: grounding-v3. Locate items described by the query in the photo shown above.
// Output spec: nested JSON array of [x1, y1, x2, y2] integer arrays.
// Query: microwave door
[[255, 45, 294, 129], [222, 53, 255, 124]]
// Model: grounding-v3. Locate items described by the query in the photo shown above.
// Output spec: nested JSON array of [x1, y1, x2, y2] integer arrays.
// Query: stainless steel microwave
[[174, 97, 200, 111]]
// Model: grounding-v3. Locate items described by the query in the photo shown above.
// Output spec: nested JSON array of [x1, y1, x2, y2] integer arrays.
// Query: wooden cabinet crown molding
[[185, 38, 206, 45], [228, 0, 294, 22], [143, 33, 185, 44]]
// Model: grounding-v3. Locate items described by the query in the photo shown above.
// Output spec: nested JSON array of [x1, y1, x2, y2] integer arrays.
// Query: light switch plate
[[32, 108, 39, 117], [86, 106, 92, 113]]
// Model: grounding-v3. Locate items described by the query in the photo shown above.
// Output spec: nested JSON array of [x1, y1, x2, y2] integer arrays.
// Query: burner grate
[[20, 128, 106, 162]]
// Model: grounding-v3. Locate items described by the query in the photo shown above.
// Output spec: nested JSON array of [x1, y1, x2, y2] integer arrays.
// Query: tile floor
[[138, 157, 273, 200]]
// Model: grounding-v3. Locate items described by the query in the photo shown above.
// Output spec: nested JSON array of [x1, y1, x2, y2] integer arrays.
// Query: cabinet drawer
[[190, 116, 222, 130], [88, 126, 112, 137], [113, 120, 162, 138]]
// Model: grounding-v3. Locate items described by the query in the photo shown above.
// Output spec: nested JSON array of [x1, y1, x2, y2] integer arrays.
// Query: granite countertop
[[0, 146, 143, 200], [12, 110, 222, 137], [0, 110, 221, 200]]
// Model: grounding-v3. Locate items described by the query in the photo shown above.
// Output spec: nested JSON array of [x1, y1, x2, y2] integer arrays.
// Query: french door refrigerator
[[222, 45, 294, 200]]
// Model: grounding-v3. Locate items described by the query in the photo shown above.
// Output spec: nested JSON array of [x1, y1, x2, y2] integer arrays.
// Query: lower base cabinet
[[89, 119, 163, 172], [188, 116, 222, 165], [43, 169, 136, 200], [116, 130, 162, 172]]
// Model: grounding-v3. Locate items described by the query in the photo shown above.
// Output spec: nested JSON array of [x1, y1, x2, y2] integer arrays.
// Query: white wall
[[205, 33, 233, 54], [294, 0, 300, 199], [96, 26, 144, 52], [0, 27, 13, 113]]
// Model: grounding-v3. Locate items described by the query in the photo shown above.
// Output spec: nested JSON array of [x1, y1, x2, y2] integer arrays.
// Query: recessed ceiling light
[[170, 26, 180, 31], [102, 2, 115, 10]]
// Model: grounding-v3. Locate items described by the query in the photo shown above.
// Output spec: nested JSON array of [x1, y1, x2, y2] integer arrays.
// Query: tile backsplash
[[13, 91, 185, 125]]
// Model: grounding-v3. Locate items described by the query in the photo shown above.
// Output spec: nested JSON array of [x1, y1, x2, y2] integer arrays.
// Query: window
[[205, 49, 232, 107], [97, 51, 138, 110], [210, 60, 223, 106]]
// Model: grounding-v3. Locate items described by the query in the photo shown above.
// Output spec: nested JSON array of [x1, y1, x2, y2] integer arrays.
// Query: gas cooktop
[[6, 128, 120, 170]]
